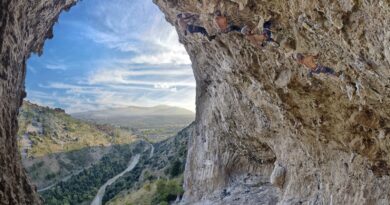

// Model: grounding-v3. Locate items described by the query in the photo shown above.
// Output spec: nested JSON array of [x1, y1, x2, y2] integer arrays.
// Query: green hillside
[[17, 101, 193, 205], [18, 101, 137, 189], [41, 142, 149, 205], [18, 101, 137, 157]]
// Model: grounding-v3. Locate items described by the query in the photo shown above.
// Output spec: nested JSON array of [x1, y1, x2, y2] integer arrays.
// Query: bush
[[143, 170, 156, 181], [144, 184, 151, 192], [169, 160, 183, 177], [45, 172, 57, 180], [152, 179, 184, 204]]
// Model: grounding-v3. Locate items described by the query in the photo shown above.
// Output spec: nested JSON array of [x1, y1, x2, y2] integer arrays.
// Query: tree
[[169, 160, 183, 177]]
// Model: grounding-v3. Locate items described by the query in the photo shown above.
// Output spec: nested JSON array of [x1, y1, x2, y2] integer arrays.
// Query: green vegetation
[[152, 177, 184, 204], [18, 101, 193, 205], [41, 143, 145, 205], [104, 125, 192, 205], [107, 177, 183, 205], [18, 101, 136, 157], [18, 101, 140, 194], [137, 127, 184, 143], [168, 159, 184, 177], [102, 156, 146, 204], [45, 172, 56, 180], [25, 146, 111, 188]]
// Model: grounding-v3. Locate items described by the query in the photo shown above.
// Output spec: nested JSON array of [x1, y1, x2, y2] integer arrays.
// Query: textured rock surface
[[153, 0, 390, 204], [0, 0, 77, 204], [0, 0, 390, 204], [270, 162, 286, 189]]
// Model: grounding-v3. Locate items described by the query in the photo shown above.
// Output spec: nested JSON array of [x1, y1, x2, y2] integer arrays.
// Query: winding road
[[90, 154, 141, 205], [146, 141, 155, 158], [38, 140, 154, 197]]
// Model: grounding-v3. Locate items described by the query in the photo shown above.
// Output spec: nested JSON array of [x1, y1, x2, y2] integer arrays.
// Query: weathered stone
[[270, 163, 286, 189], [152, 0, 390, 204], [0, 0, 77, 204]]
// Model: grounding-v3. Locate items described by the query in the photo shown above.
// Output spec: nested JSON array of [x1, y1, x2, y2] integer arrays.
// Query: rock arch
[[1, 0, 390, 204]]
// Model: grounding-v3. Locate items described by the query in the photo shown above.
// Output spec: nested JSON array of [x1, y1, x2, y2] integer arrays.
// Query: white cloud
[[26, 0, 196, 113], [45, 64, 67, 71], [82, 0, 190, 65], [129, 50, 190, 65], [83, 26, 139, 52], [154, 83, 176, 89], [88, 68, 196, 88], [42, 82, 90, 90], [120, 69, 192, 76]]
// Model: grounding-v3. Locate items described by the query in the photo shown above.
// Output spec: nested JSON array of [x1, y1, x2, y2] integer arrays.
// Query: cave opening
[[18, 0, 195, 204]]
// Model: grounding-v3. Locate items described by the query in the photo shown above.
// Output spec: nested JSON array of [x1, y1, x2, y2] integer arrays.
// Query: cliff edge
[[0, 0, 77, 204]]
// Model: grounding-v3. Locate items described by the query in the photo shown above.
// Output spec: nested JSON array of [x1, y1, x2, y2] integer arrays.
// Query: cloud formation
[[26, 0, 195, 113], [45, 64, 68, 71], [83, 0, 190, 65]]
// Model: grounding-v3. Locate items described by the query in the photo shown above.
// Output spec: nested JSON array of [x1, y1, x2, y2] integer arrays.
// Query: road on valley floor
[[90, 154, 141, 205]]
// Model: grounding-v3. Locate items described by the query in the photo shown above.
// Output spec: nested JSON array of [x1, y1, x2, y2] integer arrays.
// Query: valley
[[91, 154, 141, 205], [17, 101, 193, 205], [72, 105, 194, 143]]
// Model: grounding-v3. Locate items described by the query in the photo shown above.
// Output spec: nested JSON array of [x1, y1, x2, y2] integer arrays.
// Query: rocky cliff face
[[153, 0, 390, 204], [0, 0, 389, 204], [0, 0, 76, 204]]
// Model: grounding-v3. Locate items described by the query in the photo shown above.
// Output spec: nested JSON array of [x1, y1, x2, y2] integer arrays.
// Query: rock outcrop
[[0, 0, 389, 204], [153, 0, 390, 204], [0, 0, 77, 204]]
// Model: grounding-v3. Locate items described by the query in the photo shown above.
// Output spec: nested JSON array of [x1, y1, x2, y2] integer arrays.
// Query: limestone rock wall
[[0, 0, 77, 204], [153, 0, 390, 204]]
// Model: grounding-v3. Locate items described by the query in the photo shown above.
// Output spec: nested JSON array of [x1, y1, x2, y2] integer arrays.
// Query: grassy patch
[[107, 176, 184, 205]]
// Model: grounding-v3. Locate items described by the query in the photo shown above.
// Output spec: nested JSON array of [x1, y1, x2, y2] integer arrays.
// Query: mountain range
[[72, 105, 195, 129]]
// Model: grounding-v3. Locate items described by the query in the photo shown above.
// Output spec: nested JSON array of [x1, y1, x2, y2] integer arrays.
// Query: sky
[[26, 0, 195, 113]]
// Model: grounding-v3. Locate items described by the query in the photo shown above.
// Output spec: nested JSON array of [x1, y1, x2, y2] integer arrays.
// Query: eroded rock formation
[[153, 0, 390, 204], [0, 0, 77, 204], [0, 0, 389, 204]]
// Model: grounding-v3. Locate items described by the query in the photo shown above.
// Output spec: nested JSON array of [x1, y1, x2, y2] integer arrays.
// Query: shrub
[[169, 160, 183, 177], [144, 183, 151, 192], [152, 179, 184, 204]]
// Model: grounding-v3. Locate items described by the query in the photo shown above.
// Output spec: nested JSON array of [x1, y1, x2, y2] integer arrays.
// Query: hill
[[18, 101, 137, 189], [71, 105, 195, 129], [18, 101, 136, 157]]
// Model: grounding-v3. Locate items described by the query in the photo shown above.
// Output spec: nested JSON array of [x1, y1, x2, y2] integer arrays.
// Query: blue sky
[[26, 0, 195, 113]]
